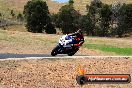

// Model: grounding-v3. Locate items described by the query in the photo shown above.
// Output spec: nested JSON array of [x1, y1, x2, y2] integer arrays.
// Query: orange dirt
[[0, 57, 131, 88]]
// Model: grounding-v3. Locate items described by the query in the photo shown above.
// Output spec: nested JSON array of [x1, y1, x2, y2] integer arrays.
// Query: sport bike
[[51, 35, 81, 56]]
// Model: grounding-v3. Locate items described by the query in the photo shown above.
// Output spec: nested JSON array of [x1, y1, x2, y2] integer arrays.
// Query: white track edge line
[[0, 56, 131, 61]]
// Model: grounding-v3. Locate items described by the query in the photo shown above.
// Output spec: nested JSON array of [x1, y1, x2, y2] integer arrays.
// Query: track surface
[[0, 54, 63, 59], [0, 54, 89, 59], [0, 54, 130, 60]]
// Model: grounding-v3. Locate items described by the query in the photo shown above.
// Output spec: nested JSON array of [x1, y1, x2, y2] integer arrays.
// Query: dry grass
[[0, 0, 64, 15], [85, 37, 132, 48], [5, 25, 27, 32], [0, 57, 131, 88], [0, 28, 131, 55], [1, 0, 132, 16]]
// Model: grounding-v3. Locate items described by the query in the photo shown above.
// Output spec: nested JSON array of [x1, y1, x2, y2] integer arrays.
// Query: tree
[[79, 14, 94, 35], [23, 0, 50, 33], [58, 1, 81, 34], [50, 14, 61, 29], [109, 3, 122, 37], [69, 0, 74, 5], [45, 23, 56, 34], [87, 0, 103, 36], [100, 4, 112, 37], [117, 4, 132, 37]]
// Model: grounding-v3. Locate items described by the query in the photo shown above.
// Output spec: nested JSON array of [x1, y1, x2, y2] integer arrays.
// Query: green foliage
[[101, 4, 112, 22], [100, 4, 112, 37], [87, 0, 103, 36], [85, 1, 131, 37], [50, 14, 61, 28], [45, 23, 56, 34], [88, 0, 103, 15], [69, 0, 74, 5], [83, 43, 132, 55], [79, 15, 94, 35], [117, 4, 132, 37], [22, 0, 131, 36], [58, 4, 81, 34], [23, 0, 51, 33]]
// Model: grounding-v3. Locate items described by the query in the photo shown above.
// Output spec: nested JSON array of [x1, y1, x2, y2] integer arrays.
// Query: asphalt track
[[0, 54, 130, 60], [0, 54, 52, 59], [0, 53, 88, 59]]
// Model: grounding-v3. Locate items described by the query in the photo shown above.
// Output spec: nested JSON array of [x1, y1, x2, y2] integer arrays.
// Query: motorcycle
[[51, 35, 80, 56]]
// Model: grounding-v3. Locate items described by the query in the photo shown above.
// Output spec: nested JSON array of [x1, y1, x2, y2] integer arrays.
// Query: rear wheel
[[51, 45, 60, 56], [67, 47, 79, 56], [68, 52, 75, 56]]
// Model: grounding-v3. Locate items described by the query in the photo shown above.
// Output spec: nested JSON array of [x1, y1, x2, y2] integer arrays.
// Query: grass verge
[[83, 43, 132, 55]]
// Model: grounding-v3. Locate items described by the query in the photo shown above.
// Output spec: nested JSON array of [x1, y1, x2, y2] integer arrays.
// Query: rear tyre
[[51, 45, 60, 56], [67, 52, 75, 56], [67, 48, 79, 56]]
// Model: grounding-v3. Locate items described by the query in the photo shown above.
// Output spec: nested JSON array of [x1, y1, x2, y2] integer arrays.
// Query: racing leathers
[[68, 32, 84, 47]]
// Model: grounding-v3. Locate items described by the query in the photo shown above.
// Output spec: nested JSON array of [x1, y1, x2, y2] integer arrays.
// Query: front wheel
[[51, 45, 60, 56]]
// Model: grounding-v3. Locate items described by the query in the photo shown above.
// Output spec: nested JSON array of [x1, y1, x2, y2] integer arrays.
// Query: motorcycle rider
[[68, 29, 84, 47], [51, 29, 84, 56]]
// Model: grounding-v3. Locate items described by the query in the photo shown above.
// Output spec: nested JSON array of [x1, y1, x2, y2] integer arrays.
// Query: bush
[[23, 0, 50, 33], [45, 23, 56, 34]]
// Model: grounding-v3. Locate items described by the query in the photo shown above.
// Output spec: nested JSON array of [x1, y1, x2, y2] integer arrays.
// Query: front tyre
[[51, 45, 60, 56]]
